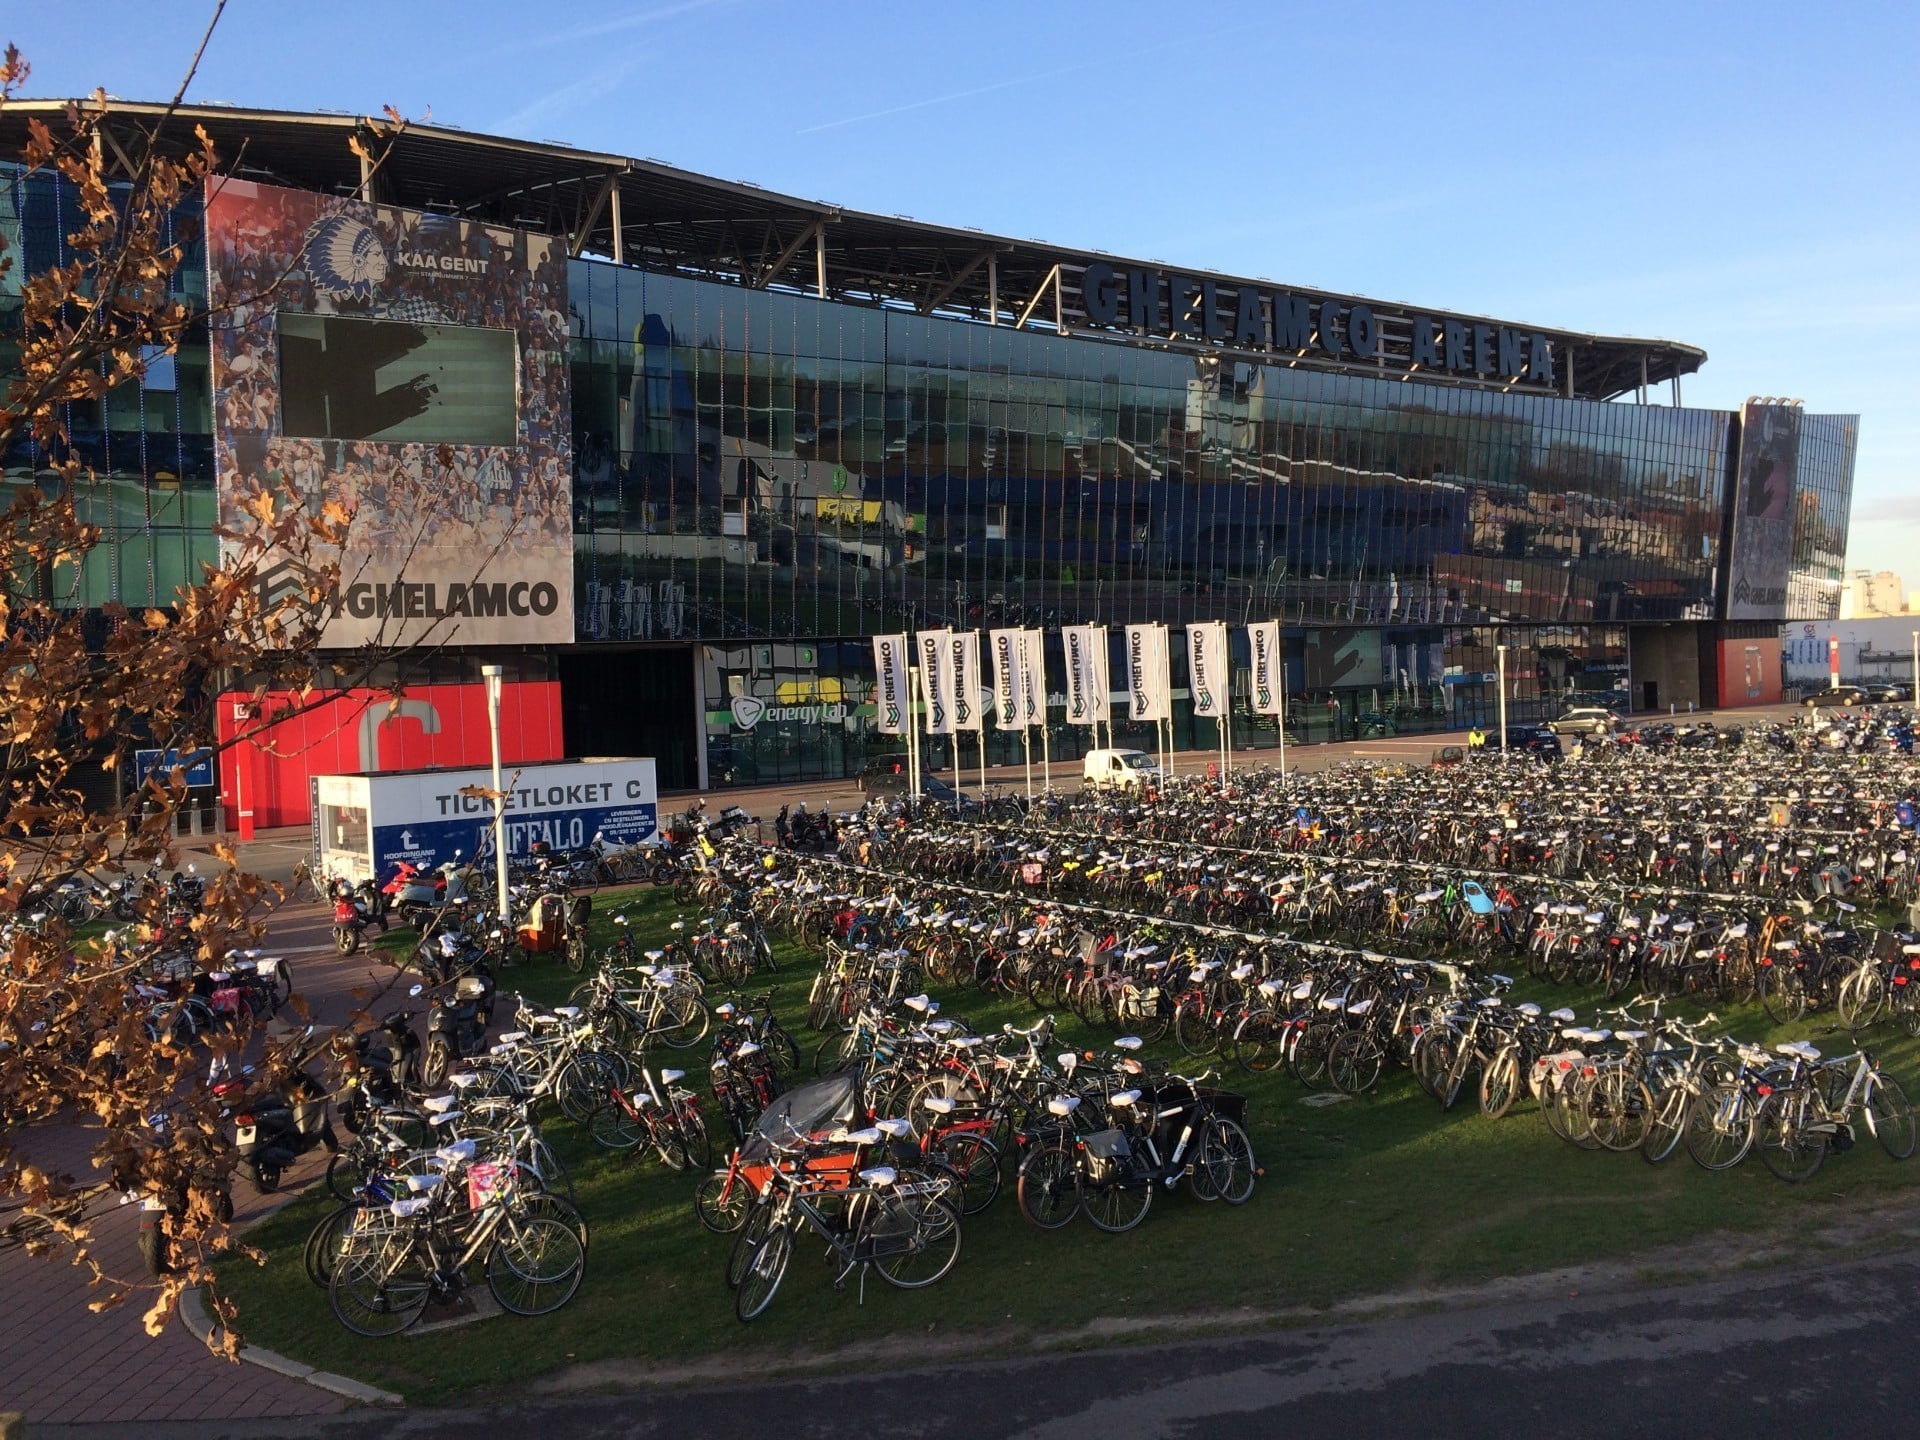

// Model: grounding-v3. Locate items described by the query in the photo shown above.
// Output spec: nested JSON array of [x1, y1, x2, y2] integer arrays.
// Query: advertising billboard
[[205, 178, 573, 646], [313, 757, 657, 885], [1725, 402, 1800, 621]]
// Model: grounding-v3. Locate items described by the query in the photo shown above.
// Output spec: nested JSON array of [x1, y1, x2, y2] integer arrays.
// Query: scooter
[[383, 853, 473, 929], [334, 1007, 423, 1134], [331, 877, 389, 954], [420, 973, 496, 1088], [223, 1030, 338, 1192]]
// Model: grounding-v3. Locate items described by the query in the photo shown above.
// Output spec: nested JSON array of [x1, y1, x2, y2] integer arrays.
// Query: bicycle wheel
[[302, 1204, 357, 1288], [1587, 1069, 1654, 1153], [658, 993, 712, 1050], [588, 1097, 646, 1151], [1082, 1159, 1153, 1234], [1684, 1082, 1757, 1171], [694, 1169, 751, 1234], [1754, 1089, 1828, 1183], [764, 1025, 801, 1076], [1758, 963, 1809, 1025], [1230, 1010, 1285, 1074], [1016, 1141, 1082, 1230], [1193, 1117, 1257, 1205], [1866, 1073, 1918, 1160], [1328, 1030, 1384, 1096], [327, 1235, 430, 1336], [734, 1222, 792, 1322], [1289, 1021, 1336, 1089], [934, 1132, 1003, 1216], [726, 1200, 776, 1289], [1836, 965, 1886, 1030], [487, 1214, 586, 1316], [1173, 997, 1215, 1057], [324, 1151, 369, 1204], [677, 1108, 713, 1171], [1478, 1046, 1521, 1120], [1641, 1083, 1691, 1165], [870, 1192, 964, 1289]]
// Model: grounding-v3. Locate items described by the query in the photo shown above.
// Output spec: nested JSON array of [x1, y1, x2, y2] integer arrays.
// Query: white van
[[1083, 748, 1162, 791]]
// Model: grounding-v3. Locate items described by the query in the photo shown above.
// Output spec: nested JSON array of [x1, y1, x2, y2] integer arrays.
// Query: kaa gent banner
[[948, 631, 983, 733], [1126, 624, 1171, 722], [990, 628, 1022, 728], [872, 634, 909, 735], [918, 629, 953, 734], [1018, 629, 1045, 725], [1248, 621, 1284, 716], [1188, 622, 1229, 719]]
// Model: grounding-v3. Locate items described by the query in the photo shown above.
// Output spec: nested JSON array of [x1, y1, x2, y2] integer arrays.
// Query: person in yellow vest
[[1468, 725, 1486, 753]]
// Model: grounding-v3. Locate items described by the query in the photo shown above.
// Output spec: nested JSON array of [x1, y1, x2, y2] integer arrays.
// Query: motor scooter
[[222, 1029, 338, 1192], [420, 973, 496, 1087], [331, 877, 388, 954], [334, 1007, 423, 1133]]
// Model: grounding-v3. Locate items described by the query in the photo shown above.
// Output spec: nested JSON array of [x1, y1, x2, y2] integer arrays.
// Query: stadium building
[[0, 103, 1857, 824]]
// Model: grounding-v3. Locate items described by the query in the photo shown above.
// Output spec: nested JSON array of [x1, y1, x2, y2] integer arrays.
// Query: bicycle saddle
[[1046, 1095, 1082, 1116], [858, 1166, 898, 1187], [1109, 1090, 1141, 1107]]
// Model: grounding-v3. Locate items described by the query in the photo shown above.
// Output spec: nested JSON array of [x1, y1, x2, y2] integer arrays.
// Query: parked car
[[1082, 748, 1163, 791], [857, 754, 914, 795], [1864, 683, 1911, 704], [1429, 745, 1466, 768], [1547, 706, 1620, 737], [1804, 686, 1871, 708], [1499, 725, 1562, 760]]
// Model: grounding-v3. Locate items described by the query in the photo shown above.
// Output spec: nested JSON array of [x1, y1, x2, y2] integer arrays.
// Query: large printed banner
[[1064, 625, 1111, 727], [948, 632, 983, 733], [871, 634, 910, 734], [990, 628, 1022, 728], [1726, 402, 1801, 621], [1248, 621, 1284, 715], [918, 629, 954, 734], [1126, 624, 1171, 722], [1017, 629, 1046, 726], [206, 179, 574, 646], [1187, 623, 1229, 718]]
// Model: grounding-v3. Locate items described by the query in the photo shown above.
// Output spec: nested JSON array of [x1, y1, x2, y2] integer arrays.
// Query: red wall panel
[[215, 681, 565, 829], [1715, 639, 1782, 708]]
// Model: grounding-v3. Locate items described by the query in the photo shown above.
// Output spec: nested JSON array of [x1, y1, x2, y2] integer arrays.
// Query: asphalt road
[[34, 1243, 1920, 1440]]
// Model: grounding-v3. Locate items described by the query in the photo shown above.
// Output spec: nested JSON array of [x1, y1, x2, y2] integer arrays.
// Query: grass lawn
[[218, 884, 1920, 1404]]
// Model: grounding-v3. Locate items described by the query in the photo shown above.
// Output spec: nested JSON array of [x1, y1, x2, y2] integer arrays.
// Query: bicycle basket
[[1462, 880, 1495, 916]]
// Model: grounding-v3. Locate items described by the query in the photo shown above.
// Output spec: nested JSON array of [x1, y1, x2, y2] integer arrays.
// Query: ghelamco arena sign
[[1071, 262, 1557, 387]]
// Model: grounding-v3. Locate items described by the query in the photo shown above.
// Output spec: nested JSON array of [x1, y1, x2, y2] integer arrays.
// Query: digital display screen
[[277, 313, 517, 445]]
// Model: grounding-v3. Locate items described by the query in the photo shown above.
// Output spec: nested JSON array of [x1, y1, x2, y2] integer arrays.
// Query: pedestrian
[[1468, 725, 1485, 753]]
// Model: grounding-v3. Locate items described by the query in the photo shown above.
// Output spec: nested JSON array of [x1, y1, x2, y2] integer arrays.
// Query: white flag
[[949, 631, 982, 733], [990, 628, 1022, 728], [1248, 620, 1284, 716], [872, 633, 909, 735], [918, 628, 953, 735], [1084, 625, 1111, 728], [1063, 625, 1093, 727], [1018, 628, 1045, 725], [1188, 622, 1228, 719], [1126, 623, 1171, 722]]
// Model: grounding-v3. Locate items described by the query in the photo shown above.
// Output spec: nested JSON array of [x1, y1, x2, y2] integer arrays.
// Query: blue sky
[[13, 1, 1918, 579]]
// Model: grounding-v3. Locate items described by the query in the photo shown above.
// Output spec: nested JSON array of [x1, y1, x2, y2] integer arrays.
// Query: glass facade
[[1783, 412, 1856, 621], [2, 167, 217, 609], [1, 166, 1856, 791], [568, 258, 1734, 644]]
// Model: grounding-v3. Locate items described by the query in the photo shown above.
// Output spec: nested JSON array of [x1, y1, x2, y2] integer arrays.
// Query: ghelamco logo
[[730, 695, 767, 730]]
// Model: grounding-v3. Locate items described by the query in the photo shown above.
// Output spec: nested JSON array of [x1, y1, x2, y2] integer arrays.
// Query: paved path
[[26, 1242, 1920, 1438], [0, 696, 1826, 1425]]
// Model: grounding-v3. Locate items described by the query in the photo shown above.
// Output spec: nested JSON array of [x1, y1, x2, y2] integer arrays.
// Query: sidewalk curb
[[177, 1285, 405, 1408]]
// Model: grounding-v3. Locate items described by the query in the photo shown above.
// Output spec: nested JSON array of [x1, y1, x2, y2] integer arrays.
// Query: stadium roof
[[1, 99, 1706, 403]]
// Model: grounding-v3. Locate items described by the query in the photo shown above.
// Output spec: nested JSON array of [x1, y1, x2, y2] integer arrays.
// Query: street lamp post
[[1496, 644, 1509, 752], [481, 664, 509, 923], [1911, 631, 1918, 721]]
